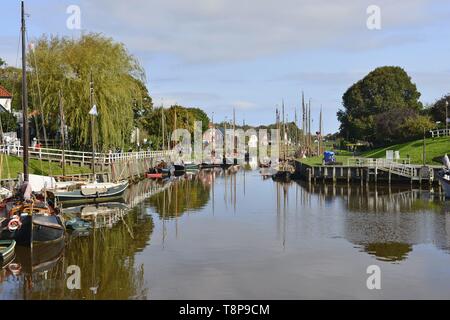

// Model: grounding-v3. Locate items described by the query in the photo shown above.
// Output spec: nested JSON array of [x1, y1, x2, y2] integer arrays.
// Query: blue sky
[[1, 0, 450, 133]]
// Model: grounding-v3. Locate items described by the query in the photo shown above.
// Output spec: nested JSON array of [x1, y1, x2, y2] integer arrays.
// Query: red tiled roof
[[0, 85, 12, 98]]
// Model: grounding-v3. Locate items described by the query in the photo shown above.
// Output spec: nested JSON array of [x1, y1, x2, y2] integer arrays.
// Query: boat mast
[[233, 108, 236, 164], [319, 105, 323, 156], [59, 89, 65, 176], [302, 91, 305, 148], [161, 107, 165, 150], [173, 107, 177, 150], [21, 1, 29, 182], [282, 99, 286, 161], [90, 71, 95, 179], [223, 118, 227, 164], [211, 112, 215, 162]]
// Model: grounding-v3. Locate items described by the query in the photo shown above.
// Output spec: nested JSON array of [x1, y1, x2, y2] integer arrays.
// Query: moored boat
[[0, 187, 65, 246], [0, 3, 65, 247], [47, 180, 129, 204]]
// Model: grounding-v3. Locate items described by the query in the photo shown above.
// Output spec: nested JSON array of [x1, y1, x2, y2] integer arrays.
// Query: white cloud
[[77, 0, 437, 63]]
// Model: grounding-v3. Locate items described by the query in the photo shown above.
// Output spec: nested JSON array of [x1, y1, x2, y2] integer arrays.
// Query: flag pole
[[90, 72, 96, 181]]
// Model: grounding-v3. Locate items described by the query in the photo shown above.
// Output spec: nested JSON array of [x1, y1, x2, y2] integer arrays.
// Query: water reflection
[[363, 242, 412, 262], [1, 169, 450, 299], [147, 173, 211, 220], [295, 181, 450, 261], [0, 177, 170, 299]]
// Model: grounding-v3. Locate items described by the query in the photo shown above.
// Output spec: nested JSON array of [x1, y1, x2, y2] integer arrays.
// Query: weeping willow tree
[[27, 33, 148, 150]]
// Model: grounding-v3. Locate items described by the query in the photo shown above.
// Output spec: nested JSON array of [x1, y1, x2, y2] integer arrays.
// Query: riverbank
[[299, 136, 450, 166], [0, 155, 91, 179]]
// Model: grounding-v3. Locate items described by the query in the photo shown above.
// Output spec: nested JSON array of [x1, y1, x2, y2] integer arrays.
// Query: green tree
[[401, 114, 434, 138], [26, 33, 146, 150], [141, 105, 210, 149], [186, 107, 210, 131], [0, 112, 18, 133], [0, 65, 23, 111], [427, 94, 449, 125], [337, 66, 422, 143]]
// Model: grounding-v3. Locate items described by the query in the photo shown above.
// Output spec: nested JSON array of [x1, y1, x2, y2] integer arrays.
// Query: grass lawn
[[361, 136, 450, 165], [0, 155, 91, 179], [298, 136, 450, 166]]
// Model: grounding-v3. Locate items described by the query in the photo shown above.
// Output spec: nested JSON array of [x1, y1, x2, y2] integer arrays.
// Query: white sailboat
[[47, 74, 128, 204]]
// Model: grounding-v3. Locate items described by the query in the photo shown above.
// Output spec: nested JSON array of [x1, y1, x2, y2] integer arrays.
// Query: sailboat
[[0, 1, 65, 246], [46, 73, 128, 204], [272, 101, 294, 180]]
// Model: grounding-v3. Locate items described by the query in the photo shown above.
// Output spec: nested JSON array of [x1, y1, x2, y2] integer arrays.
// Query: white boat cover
[[19, 173, 57, 192]]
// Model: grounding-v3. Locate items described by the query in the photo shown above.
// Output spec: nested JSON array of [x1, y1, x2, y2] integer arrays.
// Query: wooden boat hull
[[51, 181, 129, 204], [32, 215, 65, 243], [1, 214, 65, 246]]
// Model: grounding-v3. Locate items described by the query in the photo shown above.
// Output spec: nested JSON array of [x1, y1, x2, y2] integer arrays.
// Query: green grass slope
[[0, 155, 91, 179], [362, 136, 450, 165]]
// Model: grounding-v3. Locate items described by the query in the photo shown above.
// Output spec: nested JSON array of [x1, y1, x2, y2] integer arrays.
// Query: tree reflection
[[293, 180, 450, 262], [148, 173, 211, 219], [363, 242, 412, 262], [0, 206, 154, 299]]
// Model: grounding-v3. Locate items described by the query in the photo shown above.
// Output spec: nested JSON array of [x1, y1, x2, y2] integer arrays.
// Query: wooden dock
[[294, 157, 442, 186]]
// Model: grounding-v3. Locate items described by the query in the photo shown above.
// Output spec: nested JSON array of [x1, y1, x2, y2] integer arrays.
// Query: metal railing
[[347, 157, 416, 178], [0, 144, 175, 165], [347, 157, 411, 167]]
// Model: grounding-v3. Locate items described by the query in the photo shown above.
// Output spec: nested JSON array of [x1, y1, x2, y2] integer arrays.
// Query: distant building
[[0, 85, 12, 113]]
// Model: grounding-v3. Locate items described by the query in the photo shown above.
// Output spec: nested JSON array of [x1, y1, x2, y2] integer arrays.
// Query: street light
[[445, 100, 449, 133]]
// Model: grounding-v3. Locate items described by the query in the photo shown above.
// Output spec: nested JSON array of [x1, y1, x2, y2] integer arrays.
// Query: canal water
[[1, 167, 450, 299]]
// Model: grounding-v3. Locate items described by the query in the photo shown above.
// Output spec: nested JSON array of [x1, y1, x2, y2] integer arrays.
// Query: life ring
[[8, 263, 22, 275], [7, 215, 22, 231]]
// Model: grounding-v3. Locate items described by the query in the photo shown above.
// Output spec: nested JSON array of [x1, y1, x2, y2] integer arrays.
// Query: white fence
[[0, 144, 175, 166], [430, 129, 450, 138]]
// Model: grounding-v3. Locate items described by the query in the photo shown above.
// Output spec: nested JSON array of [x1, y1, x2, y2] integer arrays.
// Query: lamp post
[[422, 127, 426, 166], [445, 100, 449, 133]]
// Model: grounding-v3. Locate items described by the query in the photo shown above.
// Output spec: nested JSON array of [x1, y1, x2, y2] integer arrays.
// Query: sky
[[1, 0, 450, 133]]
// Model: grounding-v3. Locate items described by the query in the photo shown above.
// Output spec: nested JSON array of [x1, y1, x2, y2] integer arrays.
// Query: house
[[0, 85, 12, 113]]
